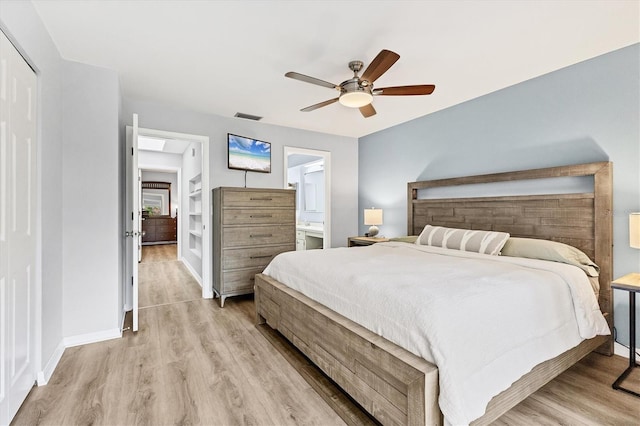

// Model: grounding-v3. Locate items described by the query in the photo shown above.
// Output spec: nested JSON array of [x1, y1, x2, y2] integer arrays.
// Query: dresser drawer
[[223, 225, 295, 248], [155, 231, 176, 241], [141, 231, 155, 243], [223, 208, 295, 225], [222, 244, 294, 270], [153, 217, 175, 227], [223, 190, 295, 208], [156, 223, 176, 233], [222, 268, 263, 293]]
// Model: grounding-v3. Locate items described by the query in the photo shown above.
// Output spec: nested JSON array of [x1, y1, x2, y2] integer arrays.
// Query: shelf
[[188, 173, 203, 256]]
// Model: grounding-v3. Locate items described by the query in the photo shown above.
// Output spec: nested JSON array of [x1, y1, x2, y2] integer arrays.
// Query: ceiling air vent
[[234, 112, 263, 121]]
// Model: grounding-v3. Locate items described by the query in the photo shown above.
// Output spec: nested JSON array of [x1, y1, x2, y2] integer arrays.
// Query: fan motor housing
[[340, 78, 371, 95]]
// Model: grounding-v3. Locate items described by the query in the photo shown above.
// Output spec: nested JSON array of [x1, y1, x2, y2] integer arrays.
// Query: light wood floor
[[12, 246, 640, 425], [139, 244, 201, 308]]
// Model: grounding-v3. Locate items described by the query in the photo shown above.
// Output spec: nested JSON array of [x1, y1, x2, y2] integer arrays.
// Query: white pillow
[[416, 225, 510, 256], [501, 237, 600, 277]]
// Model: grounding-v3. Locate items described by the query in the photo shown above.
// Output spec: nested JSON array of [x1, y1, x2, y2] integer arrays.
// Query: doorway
[[284, 147, 331, 249], [125, 123, 211, 331]]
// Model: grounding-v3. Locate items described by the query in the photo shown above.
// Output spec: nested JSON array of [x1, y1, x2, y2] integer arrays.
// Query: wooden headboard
[[407, 162, 613, 354]]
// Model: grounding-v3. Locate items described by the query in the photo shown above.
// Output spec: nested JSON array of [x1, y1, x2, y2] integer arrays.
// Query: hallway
[[139, 244, 201, 308]]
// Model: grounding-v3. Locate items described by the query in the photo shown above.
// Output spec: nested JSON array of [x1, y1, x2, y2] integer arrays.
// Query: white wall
[[139, 150, 182, 169], [359, 44, 640, 347], [123, 99, 359, 248], [61, 60, 121, 338]]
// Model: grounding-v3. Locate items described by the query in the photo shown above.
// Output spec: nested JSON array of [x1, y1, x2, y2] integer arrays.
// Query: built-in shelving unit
[[188, 173, 202, 258]]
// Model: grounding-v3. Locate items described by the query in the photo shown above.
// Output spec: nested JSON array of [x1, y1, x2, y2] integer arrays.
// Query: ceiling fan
[[285, 49, 435, 118]]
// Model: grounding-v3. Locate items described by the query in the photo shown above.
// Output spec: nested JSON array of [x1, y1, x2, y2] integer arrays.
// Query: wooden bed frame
[[255, 162, 613, 425]]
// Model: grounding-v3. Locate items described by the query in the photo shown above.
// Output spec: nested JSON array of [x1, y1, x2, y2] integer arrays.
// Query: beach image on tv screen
[[228, 134, 271, 172]]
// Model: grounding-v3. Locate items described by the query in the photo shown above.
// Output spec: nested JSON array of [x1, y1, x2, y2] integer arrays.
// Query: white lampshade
[[364, 208, 383, 237], [630, 213, 640, 249], [339, 91, 373, 108], [364, 208, 383, 226]]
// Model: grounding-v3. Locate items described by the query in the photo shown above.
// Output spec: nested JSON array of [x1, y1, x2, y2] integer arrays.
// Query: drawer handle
[[250, 234, 272, 238], [250, 197, 273, 201], [250, 214, 272, 218], [250, 255, 272, 259], [249, 277, 255, 281]]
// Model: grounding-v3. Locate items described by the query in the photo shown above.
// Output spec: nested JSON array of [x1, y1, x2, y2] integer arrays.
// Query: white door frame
[[283, 147, 331, 249], [124, 125, 212, 321]]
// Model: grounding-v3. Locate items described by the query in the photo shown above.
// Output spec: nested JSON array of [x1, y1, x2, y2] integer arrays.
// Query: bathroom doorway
[[284, 147, 331, 249]]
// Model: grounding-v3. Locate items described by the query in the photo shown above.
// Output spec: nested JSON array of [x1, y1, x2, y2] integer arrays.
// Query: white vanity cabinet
[[295, 226, 323, 250]]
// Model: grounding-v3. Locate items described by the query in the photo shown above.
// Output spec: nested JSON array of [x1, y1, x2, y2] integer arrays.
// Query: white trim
[[37, 340, 65, 385], [120, 307, 127, 332], [181, 257, 202, 286], [38, 327, 126, 386], [201, 139, 212, 298], [614, 341, 632, 359], [283, 146, 332, 249], [124, 125, 212, 310], [63, 328, 122, 348], [138, 127, 208, 145]]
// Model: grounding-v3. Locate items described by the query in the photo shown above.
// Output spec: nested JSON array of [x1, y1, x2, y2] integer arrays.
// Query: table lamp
[[630, 213, 640, 249], [364, 208, 383, 237]]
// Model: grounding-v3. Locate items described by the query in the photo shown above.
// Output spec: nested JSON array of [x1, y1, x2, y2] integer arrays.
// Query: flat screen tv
[[227, 133, 271, 173]]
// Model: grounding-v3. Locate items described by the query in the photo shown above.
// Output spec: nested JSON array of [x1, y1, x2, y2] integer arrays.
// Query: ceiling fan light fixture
[[339, 91, 373, 108]]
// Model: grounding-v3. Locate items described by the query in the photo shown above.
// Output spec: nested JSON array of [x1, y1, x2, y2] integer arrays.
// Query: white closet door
[[0, 30, 38, 425]]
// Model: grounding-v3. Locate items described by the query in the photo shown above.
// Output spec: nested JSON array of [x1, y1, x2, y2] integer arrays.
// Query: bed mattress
[[263, 241, 610, 424]]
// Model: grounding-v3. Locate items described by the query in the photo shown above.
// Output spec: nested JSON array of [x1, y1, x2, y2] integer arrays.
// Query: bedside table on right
[[611, 272, 640, 398], [347, 236, 390, 247]]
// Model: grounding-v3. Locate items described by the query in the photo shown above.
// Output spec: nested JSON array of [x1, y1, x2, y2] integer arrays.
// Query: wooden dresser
[[142, 216, 177, 244], [213, 187, 296, 307]]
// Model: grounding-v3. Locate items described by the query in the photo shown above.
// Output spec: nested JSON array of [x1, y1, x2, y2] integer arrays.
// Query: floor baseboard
[[63, 328, 122, 349], [37, 340, 65, 385], [181, 256, 202, 285], [614, 341, 633, 359]]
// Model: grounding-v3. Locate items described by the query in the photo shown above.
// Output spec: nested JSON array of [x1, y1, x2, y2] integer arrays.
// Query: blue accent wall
[[359, 43, 640, 348]]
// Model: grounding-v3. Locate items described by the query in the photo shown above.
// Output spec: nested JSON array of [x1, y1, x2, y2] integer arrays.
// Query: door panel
[[0, 30, 37, 425], [131, 114, 139, 332]]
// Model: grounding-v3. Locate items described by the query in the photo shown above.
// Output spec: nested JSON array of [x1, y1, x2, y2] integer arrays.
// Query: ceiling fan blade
[[375, 85, 436, 96], [361, 49, 400, 84], [301, 98, 339, 112], [285, 72, 338, 90], [359, 103, 376, 118]]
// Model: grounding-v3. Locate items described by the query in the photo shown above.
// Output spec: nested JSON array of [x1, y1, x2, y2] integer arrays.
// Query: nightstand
[[348, 236, 390, 247], [611, 272, 640, 398]]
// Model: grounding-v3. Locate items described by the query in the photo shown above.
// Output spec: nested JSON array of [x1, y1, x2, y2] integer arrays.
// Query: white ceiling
[[32, 1, 639, 138]]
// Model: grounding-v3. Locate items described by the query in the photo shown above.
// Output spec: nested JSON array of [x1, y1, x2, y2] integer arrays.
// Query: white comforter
[[263, 242, 610, 425]]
